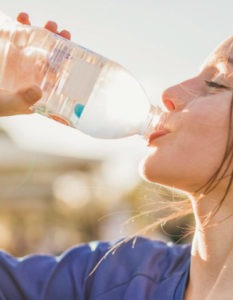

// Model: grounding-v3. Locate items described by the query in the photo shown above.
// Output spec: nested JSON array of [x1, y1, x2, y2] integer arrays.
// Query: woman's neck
[[186, 192, 233, 299]]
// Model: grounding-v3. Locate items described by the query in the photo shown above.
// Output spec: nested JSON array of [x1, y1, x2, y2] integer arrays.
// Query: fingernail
[[24, 86, 42, 103]]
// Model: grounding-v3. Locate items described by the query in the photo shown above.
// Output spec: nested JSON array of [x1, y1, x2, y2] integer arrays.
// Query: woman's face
[[141, 36, 233, 193]]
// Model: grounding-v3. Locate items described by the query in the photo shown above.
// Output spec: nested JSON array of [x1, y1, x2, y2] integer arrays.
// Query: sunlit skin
[[0, 12, 71, 116], [141, 36, 233, 299]]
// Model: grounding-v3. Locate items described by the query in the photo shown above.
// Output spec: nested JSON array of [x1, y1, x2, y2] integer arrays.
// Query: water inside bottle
[[77, 63, 154, 138], [33, 39, 157, 139], [0, 14, 160, 139]]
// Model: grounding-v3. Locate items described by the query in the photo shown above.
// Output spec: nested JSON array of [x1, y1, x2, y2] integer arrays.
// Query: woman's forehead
[[203, 36, 233, 68], [213, 36, 233, 60]]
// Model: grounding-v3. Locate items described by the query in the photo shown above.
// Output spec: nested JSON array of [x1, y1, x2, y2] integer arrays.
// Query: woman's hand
[[0, 12, 71, 117]]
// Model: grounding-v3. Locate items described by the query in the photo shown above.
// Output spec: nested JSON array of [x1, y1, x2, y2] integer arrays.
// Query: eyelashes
[[205, 80, 228, 89]]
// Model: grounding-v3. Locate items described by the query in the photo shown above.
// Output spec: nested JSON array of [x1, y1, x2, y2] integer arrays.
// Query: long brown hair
[[194, 93, 233, 217]]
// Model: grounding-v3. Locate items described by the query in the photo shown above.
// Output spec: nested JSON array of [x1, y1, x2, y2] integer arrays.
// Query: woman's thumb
[[0, 85, 42, 116], [17, 85, 42, 107]]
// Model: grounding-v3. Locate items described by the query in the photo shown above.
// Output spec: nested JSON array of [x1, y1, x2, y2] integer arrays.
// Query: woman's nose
[[162, 77, 201, 111]]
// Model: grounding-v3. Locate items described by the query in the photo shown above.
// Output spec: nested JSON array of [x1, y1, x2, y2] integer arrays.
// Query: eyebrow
[[213, 55, 233, 67], [227, 57, 233, 65]]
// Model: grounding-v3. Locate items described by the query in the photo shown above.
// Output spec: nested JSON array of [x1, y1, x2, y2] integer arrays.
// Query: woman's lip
[[147, 129, 170, 145]]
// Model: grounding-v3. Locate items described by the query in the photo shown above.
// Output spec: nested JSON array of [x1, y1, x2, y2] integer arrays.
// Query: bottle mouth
[[140, 105, 163, 139]]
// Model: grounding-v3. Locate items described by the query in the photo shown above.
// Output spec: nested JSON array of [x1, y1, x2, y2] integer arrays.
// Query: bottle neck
[[140, 104, 162, 139]]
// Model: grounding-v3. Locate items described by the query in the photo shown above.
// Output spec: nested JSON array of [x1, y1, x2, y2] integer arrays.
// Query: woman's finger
[[17, 13, 72, 40], [0, 85, 42, 116], [59, 30, 71, 40], [44, 21, 58, 34], [17, 12, 31, 25]]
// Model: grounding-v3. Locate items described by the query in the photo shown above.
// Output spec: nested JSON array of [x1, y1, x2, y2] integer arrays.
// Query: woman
[[0, 12, 232, 300]]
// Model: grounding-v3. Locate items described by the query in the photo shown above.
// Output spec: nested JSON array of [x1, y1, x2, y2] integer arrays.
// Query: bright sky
[[0, 0, 233, 167]]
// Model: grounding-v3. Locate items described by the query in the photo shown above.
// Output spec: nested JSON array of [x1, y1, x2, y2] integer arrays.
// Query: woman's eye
[[205, 80, 228, 89]]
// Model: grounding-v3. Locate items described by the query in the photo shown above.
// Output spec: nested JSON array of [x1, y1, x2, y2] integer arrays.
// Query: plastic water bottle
[[0, 11, 161, 139]]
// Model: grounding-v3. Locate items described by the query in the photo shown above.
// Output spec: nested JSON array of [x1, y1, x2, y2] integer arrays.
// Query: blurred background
[[0, 0, 230, 256]]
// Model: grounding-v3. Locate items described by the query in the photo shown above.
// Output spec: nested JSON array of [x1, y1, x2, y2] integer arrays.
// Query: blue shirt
[[0, 237, 190, 299]]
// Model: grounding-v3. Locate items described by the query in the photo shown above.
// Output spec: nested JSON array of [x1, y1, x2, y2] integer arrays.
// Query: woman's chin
[[138, 154, 190, 192], [138, 155, 166, 184]]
